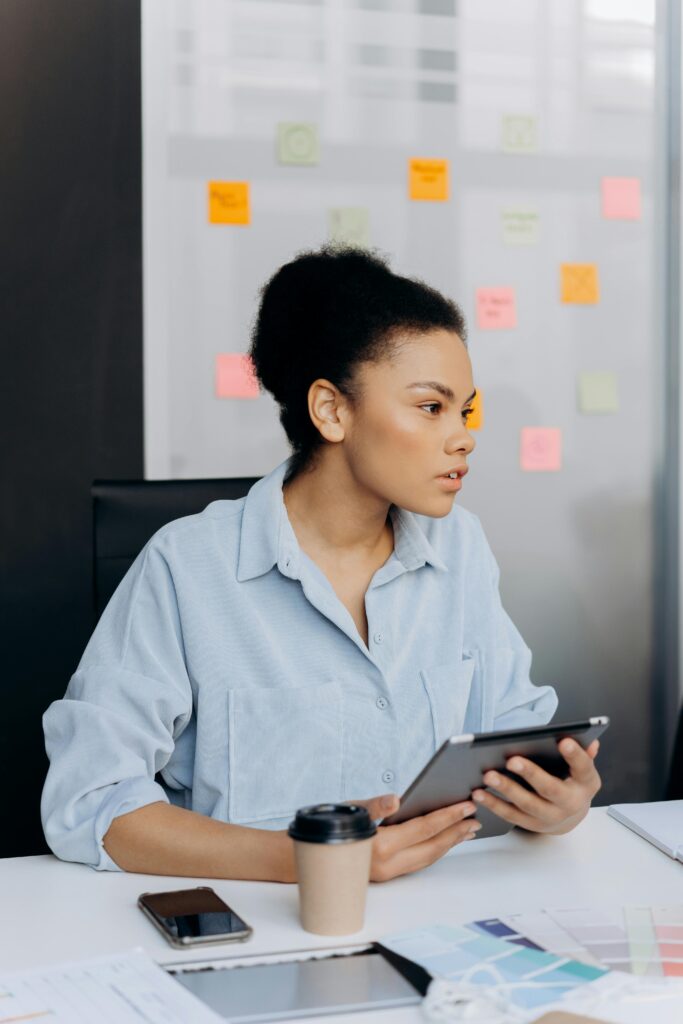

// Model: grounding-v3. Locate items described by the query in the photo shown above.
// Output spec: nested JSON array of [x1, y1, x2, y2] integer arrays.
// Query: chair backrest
[[91, 477, 259, 618], [665, 707, 683, 799]]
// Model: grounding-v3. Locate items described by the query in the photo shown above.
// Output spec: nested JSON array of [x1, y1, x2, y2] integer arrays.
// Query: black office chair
[[665, 708, 683, 799], [92, 477, 259, 618]]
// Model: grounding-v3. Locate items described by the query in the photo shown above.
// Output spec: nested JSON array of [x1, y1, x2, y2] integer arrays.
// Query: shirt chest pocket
[[420, 654, 476, 749], [227, 681, 344, 825]]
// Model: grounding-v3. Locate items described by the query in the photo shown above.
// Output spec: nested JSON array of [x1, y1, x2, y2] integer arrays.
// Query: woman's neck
[[282, 450, 393, 562]]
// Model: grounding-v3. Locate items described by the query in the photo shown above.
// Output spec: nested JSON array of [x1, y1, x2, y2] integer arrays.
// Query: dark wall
[[0, 1, 143, 857]]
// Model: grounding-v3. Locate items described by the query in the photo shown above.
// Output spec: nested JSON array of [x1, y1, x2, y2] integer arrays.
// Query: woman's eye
[[420, 403, 441, 415], [462, 407, 474, 422]]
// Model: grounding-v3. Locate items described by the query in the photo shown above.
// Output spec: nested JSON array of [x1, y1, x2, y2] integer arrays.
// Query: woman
[[41, 248, 601, 883]]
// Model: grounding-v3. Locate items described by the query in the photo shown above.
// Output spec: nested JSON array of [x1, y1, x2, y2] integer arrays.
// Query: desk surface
[[1, 808, 680, 1023]]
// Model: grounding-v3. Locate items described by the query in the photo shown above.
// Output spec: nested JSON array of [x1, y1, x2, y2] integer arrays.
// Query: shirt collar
[[236, 456, 449, 582]]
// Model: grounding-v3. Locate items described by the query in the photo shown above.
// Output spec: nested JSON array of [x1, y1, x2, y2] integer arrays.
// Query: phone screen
[[139, 887, 251, 941]]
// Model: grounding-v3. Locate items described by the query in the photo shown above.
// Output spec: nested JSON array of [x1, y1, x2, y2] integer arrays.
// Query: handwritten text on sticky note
[[560, 264, 599, 305], [476, 287, 517, 330], [409, 158, 449, 201], [520, 428, 562, 472], [502, 208, 539, 245], [602, 177, 641, 220], [216, 354, 260, 399], [277, 122, 319, 165], [329, 207, 370, 247], [578, 372, 619, 414], [208, 182, 250, 225]]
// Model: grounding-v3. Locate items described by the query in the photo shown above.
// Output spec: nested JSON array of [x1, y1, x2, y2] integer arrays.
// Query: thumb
[[351, 793, 399, 821]]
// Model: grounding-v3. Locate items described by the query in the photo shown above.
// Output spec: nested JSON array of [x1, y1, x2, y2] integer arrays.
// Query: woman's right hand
[[352, 794, 481, 882]]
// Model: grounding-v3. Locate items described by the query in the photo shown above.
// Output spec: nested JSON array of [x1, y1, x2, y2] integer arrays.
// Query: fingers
[[501, 757, 566, 803], [474, 768, 557, 820], [470, 788, 539, 831], [350, 794, 399, 821], [558, 739, 602, 790], [372, 815, 481, 882]]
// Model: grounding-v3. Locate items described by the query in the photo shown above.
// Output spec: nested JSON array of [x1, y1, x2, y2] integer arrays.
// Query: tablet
[[381, 716, 609, 838], [173, 947, 423, 1021]]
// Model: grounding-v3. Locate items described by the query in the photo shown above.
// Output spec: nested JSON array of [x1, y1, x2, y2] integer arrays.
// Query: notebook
[[608, 801, 683, 861]]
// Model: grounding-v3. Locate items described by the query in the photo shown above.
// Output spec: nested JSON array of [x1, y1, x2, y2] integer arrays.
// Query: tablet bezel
[[380, 716, 609, 837]]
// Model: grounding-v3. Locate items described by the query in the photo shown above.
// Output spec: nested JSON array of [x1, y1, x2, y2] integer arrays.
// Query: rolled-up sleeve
[[41, 538, 193, 870]]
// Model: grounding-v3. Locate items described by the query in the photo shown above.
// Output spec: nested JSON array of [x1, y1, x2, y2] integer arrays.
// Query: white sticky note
[[502, 208, 539, 245], [328, 207, 370, 248], [501, 115, 538, 154], [578, 372, 619, 414]]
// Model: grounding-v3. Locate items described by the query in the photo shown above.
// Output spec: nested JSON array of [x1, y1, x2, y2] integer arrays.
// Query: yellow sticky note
[[468, 390, 483, 431], [560, 264, 599, 304], [409, 158, 449, 201], [208, 182, 250, 225]]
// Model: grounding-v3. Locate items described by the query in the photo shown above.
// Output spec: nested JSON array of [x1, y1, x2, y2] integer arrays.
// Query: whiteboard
[[142, 0, 666, 801]]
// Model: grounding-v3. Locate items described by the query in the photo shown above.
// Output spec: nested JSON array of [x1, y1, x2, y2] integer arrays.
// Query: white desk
[[1, 808, 680, 1023]]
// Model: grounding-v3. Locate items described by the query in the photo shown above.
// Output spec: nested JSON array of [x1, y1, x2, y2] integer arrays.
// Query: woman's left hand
[[471, 739, 602, 835]]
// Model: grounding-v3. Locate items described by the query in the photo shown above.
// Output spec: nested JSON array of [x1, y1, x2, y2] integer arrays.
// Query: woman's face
[[343, 328, 476, 518]]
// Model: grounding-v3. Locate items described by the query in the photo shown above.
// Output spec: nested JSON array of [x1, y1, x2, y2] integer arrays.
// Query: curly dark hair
[[249, 245, 467, 481]]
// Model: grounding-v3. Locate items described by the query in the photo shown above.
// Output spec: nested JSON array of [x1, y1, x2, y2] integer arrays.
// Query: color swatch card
[[476, 287, 517, 329], [208, 182, 250, 225], [520, 428, 562, 472], [277, 122, 319, 165], [409, 158, 449, 201], [502, 911, 604, 968], [602, 177, 642, 220], [501, 114, 538, 154], [380, 923, 605, 1013], [215, 354, 260, 398], [502, 208, 540, 245], [328, 207, 370, 248], [561, 264, 600, 304]]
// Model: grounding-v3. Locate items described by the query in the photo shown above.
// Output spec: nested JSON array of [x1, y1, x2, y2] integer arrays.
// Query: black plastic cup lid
[[288, 803, 377, 844]]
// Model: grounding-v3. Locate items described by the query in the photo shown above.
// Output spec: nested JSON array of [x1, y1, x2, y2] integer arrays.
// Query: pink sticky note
[[601, 177, 641, 220], [215, 354, 260, 398], [476, 287, 517, 330], [520, 427, 562, 472]]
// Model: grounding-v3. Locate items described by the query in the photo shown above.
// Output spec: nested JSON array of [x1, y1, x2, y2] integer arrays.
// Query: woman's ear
[[307, 379, 346, 443]]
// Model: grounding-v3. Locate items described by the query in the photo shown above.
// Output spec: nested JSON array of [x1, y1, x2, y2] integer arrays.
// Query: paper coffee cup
[[288, 803, 377, 936]]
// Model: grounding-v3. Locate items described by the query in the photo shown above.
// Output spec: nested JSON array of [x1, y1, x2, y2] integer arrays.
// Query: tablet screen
[[173, 948, 422, 1022]]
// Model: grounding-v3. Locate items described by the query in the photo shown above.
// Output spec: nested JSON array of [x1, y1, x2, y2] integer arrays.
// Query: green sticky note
[[277, 122, 319, 165], [578, 372, 619, 414], [501, 114, 538, 154], [502, 208, 539, 245], [328, 207, 370, 248]]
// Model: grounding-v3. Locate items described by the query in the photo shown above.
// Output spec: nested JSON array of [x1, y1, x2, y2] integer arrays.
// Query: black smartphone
[[138, 886, 253, 948]]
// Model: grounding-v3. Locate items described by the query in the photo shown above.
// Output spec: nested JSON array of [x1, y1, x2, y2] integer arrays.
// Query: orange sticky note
[[409, 158, 449, 201], [560, 264, 599, 304], [208, 182, 250, 225], [215, 354, 259, 398], [520, 427, 562, 472], [467, 390, 483, 431], [602, 177, 641, 220], [476, 287, 517, 329]]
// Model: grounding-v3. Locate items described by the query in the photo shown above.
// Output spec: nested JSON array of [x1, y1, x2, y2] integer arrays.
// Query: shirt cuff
[[93, 776, 170, 872]]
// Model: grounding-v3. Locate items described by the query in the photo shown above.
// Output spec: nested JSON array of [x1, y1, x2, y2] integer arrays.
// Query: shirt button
[[376, 697, 388, 710], [373, 632, 384, 644], [382, 770, 394, 784]]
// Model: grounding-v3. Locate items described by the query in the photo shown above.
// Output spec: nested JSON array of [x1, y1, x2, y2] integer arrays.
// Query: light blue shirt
[[41, 456, 557, 870]]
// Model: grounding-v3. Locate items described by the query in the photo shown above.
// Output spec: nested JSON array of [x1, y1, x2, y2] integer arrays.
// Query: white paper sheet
[[0, 948, 222, 1023]]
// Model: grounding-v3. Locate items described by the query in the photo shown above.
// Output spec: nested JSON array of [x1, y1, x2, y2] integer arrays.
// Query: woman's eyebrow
[[406, 382, 477, 405], [406, 381, 455, 401]]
